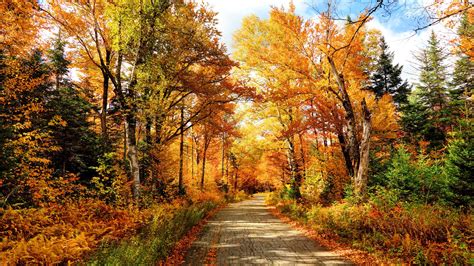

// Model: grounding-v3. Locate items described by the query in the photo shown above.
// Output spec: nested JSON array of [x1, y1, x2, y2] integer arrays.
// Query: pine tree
[[445, 118, 473, 208], [412, 31, 450, 148], [417, 31, 449, 111], [401, 92, 430, 143], [368, 37, 410, 107], [46, 35, 102, 178], [450, 14, 473, 120]]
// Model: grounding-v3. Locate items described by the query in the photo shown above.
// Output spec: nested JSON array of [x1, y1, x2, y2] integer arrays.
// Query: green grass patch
[[87, 201, 218, 265]]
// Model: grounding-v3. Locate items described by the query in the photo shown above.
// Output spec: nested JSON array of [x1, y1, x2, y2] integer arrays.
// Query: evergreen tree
[[46, 35, 102, 178], [412, 31, 450, 148], [450, 14, 473, 120], [445, 118, 473, 208], [368, 37, 410, 107], [417, 31, 449, 111], [401, 92, 430, 143]]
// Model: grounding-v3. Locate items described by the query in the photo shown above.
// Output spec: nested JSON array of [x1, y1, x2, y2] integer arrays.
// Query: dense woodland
[[0, 0, 472, 264]]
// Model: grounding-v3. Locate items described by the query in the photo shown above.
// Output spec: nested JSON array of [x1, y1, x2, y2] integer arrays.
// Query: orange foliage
[[0, 199, 149, 264]]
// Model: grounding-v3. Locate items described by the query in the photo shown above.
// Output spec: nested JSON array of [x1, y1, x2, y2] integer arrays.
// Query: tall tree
[[0, 51, 59, 205], [368, 37, 410, 107], [43, 0, 114, 143], [450, 13, 473, 121], [46, 34, 102, 178], [413, 31, 450, 148]]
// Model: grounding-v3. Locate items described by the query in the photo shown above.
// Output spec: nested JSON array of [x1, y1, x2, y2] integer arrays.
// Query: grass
[[87, 201, 219, 265]]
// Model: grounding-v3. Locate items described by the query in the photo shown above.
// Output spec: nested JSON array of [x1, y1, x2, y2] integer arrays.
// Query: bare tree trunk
[[327, 56, 363, 192], [126, 116, 140, 199], [234, 170, 238, 192], [327, 57, 360, 173], [123, 120, 127, 163], [191, 136, 195, 181], [178, 106, 185, 194], [200, 146, 208, 190], [100, 50, 111, 143], [196, 145, 200, 188], [226, 152, 229, 184], [145, 117, 152, 145], [298, 133, 306, 177], [355, 99, 371, 198], [337, 132, 354, 177], [221, 133, 226, 181]]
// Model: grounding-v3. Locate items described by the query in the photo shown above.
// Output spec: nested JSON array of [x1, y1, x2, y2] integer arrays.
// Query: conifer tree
[[368, 37, 410, 107], [450, 14, 473, 120], [445, 118, 473, 208], [410, 31, 449, 148], [46, 34, 102, 178], [417, 31, 449, 111]]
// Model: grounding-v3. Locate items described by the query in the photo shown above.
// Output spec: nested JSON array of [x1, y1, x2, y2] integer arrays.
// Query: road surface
[[184, 194, 353, 265]]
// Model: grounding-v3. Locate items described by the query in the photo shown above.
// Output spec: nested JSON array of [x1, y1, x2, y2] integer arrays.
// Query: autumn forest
[[0, 0, 472, 264]]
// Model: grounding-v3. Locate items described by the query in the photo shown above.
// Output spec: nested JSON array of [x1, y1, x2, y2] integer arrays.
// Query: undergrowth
[[87, 200, 219, 265], [267, 192, 473, 264], [0, 191, 224, 264]]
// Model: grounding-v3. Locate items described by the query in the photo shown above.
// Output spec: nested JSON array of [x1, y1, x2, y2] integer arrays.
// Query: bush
[[444, 119, 474, 208], [271, 197, 472, 264], [0, 199, 148, 264], [384, 147, 449, 204]]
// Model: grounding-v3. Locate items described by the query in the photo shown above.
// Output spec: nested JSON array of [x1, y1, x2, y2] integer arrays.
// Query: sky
[[203, 0, 456, 83]]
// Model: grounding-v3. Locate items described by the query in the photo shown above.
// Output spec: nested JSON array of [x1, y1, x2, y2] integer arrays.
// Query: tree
[[368, 37, 410, 107], [450, 13, 473, 121], [0, 51, 61, 205], [412, 31, 450, 148], [445, 119, 474, 208], [46, 34, 102, 178], [234, 2, 393, 199], [43, 0, 115, 143]]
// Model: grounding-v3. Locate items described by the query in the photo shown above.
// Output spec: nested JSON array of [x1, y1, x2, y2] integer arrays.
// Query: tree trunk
[[234, 170, 238, 192], [287, 135, 302, 199], [191, 136, 195, 181], [355, 99, 371, 198], [337, 132, 354, 177], [298, 133, 306, 177], [200, 146, 208, 190], [178, 106, 185, 194], [221, 133, 225, 180], [327, 57, 360, 176], [196, 146, 200, 188], [126, 116, 140, 199], [226, 152, 229, 184], [100, 50, 111, 143], [145, 117, 152, 145]]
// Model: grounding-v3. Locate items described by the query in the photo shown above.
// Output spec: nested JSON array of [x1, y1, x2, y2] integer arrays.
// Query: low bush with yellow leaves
[[0, 199, 149, 264], [0, 194, 224, 265]]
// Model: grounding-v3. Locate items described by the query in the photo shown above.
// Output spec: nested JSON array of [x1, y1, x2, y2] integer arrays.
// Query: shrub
[[384, 147, 449, 204], [444, 119, 474, 208], [271, 198, 472, 264]]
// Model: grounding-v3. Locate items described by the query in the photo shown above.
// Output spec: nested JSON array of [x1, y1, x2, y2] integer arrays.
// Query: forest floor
[[183, 194, 352, 265]]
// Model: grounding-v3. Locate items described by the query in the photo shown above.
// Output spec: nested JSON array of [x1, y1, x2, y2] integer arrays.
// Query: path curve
[[184, 194, 353, 265]]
